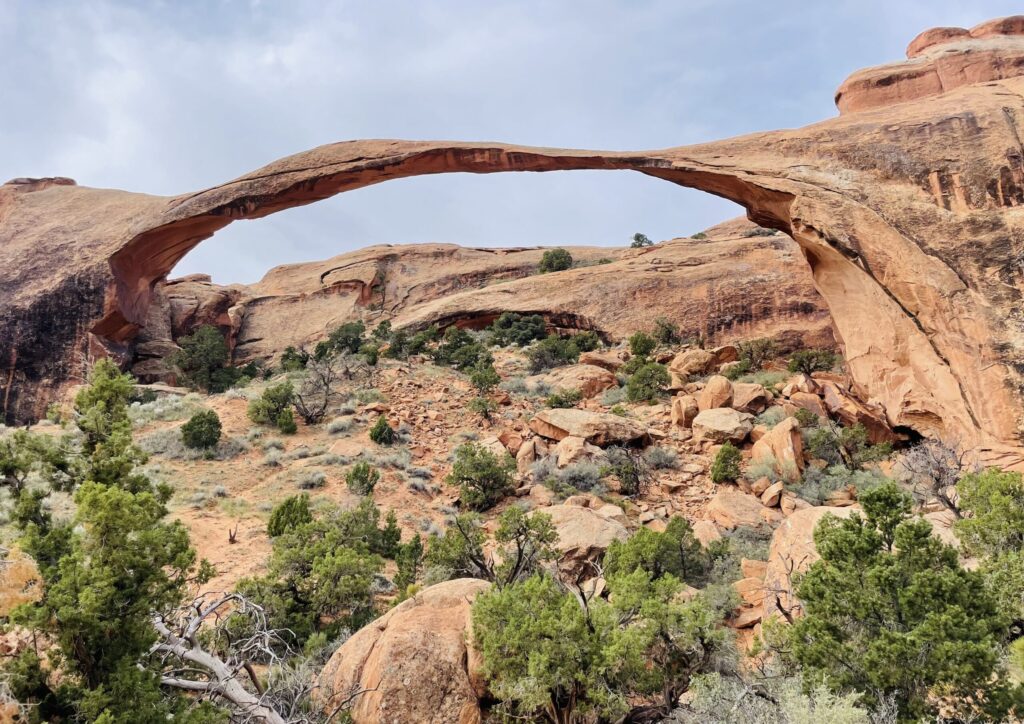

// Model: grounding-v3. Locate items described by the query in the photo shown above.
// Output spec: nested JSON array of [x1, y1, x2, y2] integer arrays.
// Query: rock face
[[318, 578, 489, 724], [6, 19, 1024, 468]]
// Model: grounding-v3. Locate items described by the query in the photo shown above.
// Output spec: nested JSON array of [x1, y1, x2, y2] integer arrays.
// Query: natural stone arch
[[4, 19, 1024, 469]]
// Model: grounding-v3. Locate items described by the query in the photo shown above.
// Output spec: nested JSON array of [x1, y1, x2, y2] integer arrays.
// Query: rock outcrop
[[6, 18, 1024, 467], [318, 578, 489, 724]]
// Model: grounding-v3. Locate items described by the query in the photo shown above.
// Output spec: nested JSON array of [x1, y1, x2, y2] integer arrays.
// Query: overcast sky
[[2, 1, 1017, 283]]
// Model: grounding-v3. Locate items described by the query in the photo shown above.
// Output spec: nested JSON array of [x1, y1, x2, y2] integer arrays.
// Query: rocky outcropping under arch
[[4, 17, 1024, 466]]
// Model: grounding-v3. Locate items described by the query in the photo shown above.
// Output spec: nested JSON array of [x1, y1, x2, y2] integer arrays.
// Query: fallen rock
[[707, 487, 782, 530], [788, 391, 827, 420], [692, 520, 722, 547], [554, 435, 606, 468], [526, 364, 618, 399], [529, 408, 651, 447], [697, 375, 733, 411], [750, 417, 804, 483], [670, 394, 700, 428], [318, 578, 490, 724], [541, 504, 629, 575], [692, 408, 754, 444], [819, 381, 898, 444], [516, 437, 547, 475], [732, 382, 771, 414], [668, 349, 715, 387], [760, 481, 785, 507], [579, 350, 625, 372]]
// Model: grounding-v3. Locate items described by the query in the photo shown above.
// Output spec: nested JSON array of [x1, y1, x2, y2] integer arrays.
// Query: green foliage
[[652, 317, 680, 345], [526, 334, 580, 372], [236, 498, 392, 649], [626, 362, 669, 402], [383, 329, 409, 359], [467, 396, 498, 420], [631, 232, 654, 248], [180, 409, 222, 450], [169, 325, 243, 392], [371, 319, 392, 341], [539, 247, 573, 273], [956, 468, 1024, 556], [0, 429, 51, 496], [473, 570, 727, 722], [468, 362, 501, 394], [246, 381, 294, 427], [432, 326, 493, 370], [790, 482, 1015, 721], [628, 330, 657, 358], [691, 231, 708, 239], [267, 493, 313, 537], [721, 359, 752, 380], [405, 325, 439, 356], [805, 422, 891, 469], [276, 407, 297, 435], [346, 461, 380, 496], [488, 312, 548, 347], [74, 358, 134, 453], [325, 320, 366, 356], [279, 345, 309, 371], [788, 348, 838, 375], [711, 442, 742, 483], [368, 416, 396, 445], [394, 533, 424, 591], [603, 446, 651, 496], [737, 337, 777, 373], [545, 388, 583, 408], [605, 516, 714, 587], [359, 342, 379, 366], [446, 442, 515, 511], [572, 330, 601, 352]]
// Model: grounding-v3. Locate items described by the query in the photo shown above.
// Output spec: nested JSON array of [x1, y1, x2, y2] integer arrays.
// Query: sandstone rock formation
[[528, 408, 651, 447], [318, 578, 489, 724], [6, 18, 1024, 468]]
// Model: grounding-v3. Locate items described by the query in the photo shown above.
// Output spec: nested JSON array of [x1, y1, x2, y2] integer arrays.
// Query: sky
[[2, 1, 1018, 283]]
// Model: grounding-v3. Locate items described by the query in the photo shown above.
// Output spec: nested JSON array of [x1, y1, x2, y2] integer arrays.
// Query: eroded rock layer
[[4, 17, 1024, 466]]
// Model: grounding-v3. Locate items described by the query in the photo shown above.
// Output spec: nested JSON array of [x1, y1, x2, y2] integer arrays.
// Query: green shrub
[[247, 381, 294, 425], [721, 359, 751, 381], [169, 324, 242, 392], [603, 446, 651, 496], [488, 313, 547, 347], [526, 335, 579, 372], [788, 348, 838, 375], [711, 443, 742, 483], [180, 409, 222, 450], [604, 516, 712, 586], [267, 493, 313, 537], [469, 362, 501, 394], [369, 416, 396, 445], [359, 342, 379, 366], [626, 362, 669, 402], [736, 338, 777, 372], [652, 317, 680, 345], [572, 330, 600, 352], [325, 320, 366, 356], [806, 422, 891, 469], [468, 396, 498, 420], [545, 388, 583, 408], [630, 232, 654, 248], [346, 461, 380, 496], [628, 331, 657, 358], [538, 247, 573, 273], [371, 320, 392, 341], [433, 327, 493, 370], [276, 408, 297, 435], [280, 346, 309, 372], [691, 231, 708, 240], [447, 442, 515, 511]]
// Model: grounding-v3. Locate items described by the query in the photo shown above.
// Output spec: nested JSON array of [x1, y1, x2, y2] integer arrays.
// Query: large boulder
[[554, 435, 606, 467], [750, 417, 804, 483], [697, 375, 733, 411], [579, 350, 625, 372], [706, 486, 782, 529], [541, 503, 628, 575], [526, 364, 618, 399], [529, 408, 651, 447], [732, 382, 771, 414], [670, 394, 699, 428], [668, 349, 715, 387], [692, 408, 754, 443], [318, 578, 490, 724]]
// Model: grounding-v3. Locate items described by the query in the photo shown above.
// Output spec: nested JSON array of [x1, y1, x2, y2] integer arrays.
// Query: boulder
[[750, 476, 772, 496], [529, 408, 651, 447], [732, 382, 771, 414], [707, 487, 782, 529], [692, 520, 722, 547], [692, 408, 754, 444], [497, 429, 524, 455], [668, 348, 715, 387], [670, 394, 699, 428], [318, 578, 490, 724], [526, 364, 618, 399], [697, 375, 733, 411], [760, 481, 785, 507], [554, 435, 605, 468], [579, 350, 625, 372], [734, 577, 766, 607], [542, 503, 629, 575], [819, 381, 899, 444], [515, 437, 548, 475], [750, 417, 804, 483], [788, 391, 827, 420]]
